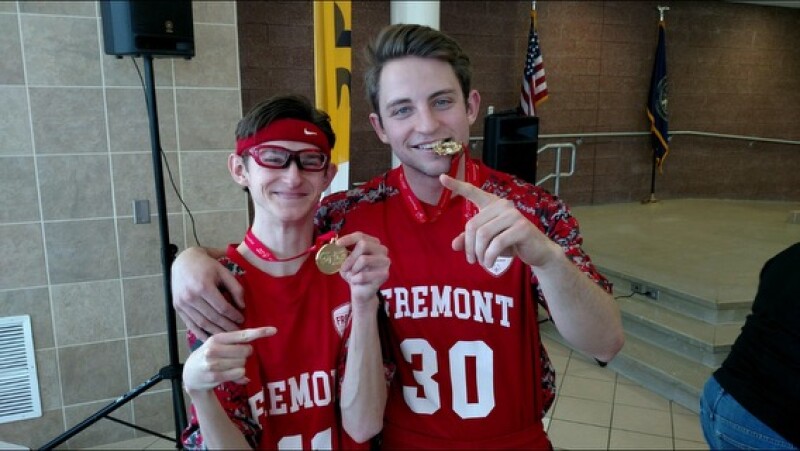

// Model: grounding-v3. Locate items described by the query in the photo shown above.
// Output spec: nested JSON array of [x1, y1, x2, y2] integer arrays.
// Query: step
[[607, 333, 713, 414], [617, 296, 742, 367], [601, 266, 752, 323], [541, 321, 713, 414]]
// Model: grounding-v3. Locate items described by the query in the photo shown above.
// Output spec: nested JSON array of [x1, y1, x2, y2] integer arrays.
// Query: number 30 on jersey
[[400, 338, 495, 419]]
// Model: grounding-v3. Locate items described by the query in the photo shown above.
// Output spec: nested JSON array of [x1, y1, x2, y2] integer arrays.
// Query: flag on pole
[[520, 9, 548, 116], [646, 20, 669, 170], [313, 1, 351, 193]]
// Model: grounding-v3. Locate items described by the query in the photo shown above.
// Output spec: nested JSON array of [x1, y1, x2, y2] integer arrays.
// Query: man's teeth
[[418, 141, 445, 149]]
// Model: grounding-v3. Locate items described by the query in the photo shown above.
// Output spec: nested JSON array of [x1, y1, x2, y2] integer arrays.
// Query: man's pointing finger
[[439, 174, 492, 209]]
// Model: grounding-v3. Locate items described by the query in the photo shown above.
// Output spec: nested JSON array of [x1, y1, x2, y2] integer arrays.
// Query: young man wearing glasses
[[180, 94, 390, 449]]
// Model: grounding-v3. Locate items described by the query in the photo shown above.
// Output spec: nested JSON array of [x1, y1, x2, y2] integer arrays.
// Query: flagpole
[[644, 153, 658, 204], [643, 5, 669, 205]]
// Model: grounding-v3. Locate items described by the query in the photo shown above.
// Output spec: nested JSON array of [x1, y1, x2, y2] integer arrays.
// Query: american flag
[[520, 10, 548, 116]]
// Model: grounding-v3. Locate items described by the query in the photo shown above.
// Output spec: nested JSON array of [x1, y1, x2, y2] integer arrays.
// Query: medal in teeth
[[432, 141, 463, 156]]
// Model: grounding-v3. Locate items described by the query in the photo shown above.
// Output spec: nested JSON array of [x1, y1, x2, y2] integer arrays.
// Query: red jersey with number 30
[[317, 159, 611, 449]]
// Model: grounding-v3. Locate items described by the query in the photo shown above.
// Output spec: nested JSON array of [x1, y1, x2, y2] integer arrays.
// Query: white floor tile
[[548, 419, 610, 449], [87, 435, 159, 449], [672, 401, 698, 416], [565, 356, 617, 383], [551, 395, 613, 428], [146, 437, 180, 449], [559, 374, 616, 403], [543, 336, 573, 358], [616, 375, 639, 386], [609, 429, 673, 450], [675, 438, 710, 450], [672, 411, 705, 443], [550, 354, 570, 377], [611, 404, 673, 437], [614, 381, 671, 411]]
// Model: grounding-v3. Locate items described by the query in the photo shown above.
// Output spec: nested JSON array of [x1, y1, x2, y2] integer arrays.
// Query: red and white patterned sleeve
[[181, 305, 261, 448]]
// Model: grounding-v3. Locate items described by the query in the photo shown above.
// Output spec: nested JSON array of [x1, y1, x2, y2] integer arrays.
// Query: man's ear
[[466, 89, 481, 126], [228, 153, 249, 188], [369, 112, 390, 144]]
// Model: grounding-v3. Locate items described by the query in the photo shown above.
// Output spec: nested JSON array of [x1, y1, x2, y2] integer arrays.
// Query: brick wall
[[237, 1, 800, 204]]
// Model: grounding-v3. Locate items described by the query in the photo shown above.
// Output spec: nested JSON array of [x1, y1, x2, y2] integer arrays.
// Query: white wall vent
[[0, 315, 42, 424]]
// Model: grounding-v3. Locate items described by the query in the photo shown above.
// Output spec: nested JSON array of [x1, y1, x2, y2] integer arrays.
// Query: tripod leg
[[39, 373, 164, 450]]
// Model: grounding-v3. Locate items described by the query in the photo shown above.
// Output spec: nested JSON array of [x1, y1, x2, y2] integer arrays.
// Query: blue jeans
[[700, 375, 796, 450]]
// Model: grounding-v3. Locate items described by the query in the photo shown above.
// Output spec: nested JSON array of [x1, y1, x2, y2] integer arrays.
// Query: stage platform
[[573, 198, 800, 307], [543, 198, 800, 412]]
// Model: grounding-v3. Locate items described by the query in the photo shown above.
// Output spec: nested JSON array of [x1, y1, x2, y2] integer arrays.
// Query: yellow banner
[[314, 1, 351, 192]]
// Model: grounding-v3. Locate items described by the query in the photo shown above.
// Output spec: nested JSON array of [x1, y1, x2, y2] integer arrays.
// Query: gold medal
[[315, 238, 349, 275], [432, 141, 463, 156]]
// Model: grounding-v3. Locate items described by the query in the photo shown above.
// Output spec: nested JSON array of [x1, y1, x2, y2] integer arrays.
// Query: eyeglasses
[[244, 145, 329, 172]]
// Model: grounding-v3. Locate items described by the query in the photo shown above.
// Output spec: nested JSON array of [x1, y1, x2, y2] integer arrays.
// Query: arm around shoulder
[[171, 246, 245, 340]]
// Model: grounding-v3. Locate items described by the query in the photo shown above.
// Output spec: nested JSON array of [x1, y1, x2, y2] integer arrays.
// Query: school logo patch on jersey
[[484, 256, 513, 277], [332, 303, 351, 337]]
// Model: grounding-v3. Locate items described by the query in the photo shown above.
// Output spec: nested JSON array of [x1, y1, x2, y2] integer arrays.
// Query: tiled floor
[[95, 334, 707, 450], [541, 335, 707, 450], [87, 435, 177, 450]]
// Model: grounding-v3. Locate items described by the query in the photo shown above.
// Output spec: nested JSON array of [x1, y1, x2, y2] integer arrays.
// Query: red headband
[[235, 118, 331, 156]]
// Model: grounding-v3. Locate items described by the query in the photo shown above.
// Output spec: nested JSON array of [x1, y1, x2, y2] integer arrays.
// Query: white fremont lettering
[[431, 285, 452, 317], [287, 372, 312, 413], [248, 369, 337, 423], [248, 389, 265, 423], [411, 286, 429, 318], [453, 288, 471, 319], [381, 286, 514, 328]]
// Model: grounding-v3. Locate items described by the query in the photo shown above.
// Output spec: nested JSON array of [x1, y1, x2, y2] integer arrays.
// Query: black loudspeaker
[[100, 0, 195, 58], [482, 111, 539, 184]]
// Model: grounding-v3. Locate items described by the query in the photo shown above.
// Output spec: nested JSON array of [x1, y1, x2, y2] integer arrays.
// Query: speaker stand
[[40, 54, 188, 450]]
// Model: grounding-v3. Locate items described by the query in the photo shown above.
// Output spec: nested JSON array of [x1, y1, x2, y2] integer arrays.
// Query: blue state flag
[[647, 21, 669, 170]]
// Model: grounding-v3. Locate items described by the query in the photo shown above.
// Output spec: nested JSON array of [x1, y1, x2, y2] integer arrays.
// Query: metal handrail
[[536, 143, 576, 196], [538, 130, 800, 146]]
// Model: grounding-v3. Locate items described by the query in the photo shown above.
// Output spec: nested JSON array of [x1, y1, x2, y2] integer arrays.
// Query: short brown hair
[[364, 24, 472, 116]]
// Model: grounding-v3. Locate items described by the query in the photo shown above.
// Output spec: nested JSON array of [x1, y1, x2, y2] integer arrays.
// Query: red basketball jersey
[[317, 159, 611, 449]]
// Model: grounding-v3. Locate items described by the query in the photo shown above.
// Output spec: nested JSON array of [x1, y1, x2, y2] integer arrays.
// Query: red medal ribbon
[[462, 156, 480, 221], [397, 148, 481, 224], [244, 229, 336, 262]]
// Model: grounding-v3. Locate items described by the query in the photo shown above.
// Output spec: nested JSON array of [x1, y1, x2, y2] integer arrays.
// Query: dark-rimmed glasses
[[244, 145, 329, 172]]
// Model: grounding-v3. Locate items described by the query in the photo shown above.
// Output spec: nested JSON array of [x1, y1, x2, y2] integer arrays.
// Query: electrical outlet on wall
[[630, 282, 660, 300], [133, 199, 151, 224]]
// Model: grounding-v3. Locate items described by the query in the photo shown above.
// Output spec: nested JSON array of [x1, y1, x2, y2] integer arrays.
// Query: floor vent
[[0, 315, 42, 424]]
